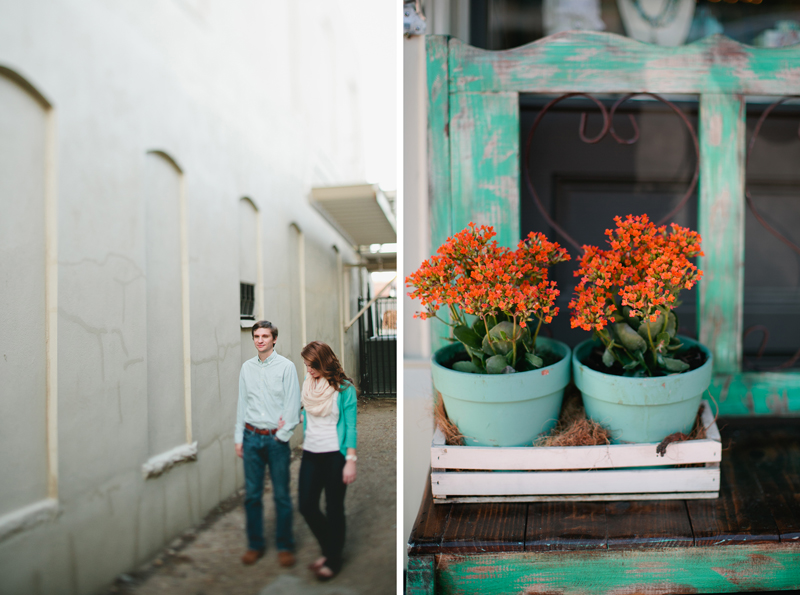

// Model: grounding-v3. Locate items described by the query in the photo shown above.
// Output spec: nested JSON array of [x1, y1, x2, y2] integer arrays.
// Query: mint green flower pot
[[431, 337, 571, 447], [573, 337, 713, 444]]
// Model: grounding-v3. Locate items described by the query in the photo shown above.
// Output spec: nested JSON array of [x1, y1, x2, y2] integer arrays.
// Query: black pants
[[298, 450, 347, 573]]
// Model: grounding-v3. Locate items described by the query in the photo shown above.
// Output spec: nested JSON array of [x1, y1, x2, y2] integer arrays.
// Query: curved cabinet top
[[445, 31, 800, 96]]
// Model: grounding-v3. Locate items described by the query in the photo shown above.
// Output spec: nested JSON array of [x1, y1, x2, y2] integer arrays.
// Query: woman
[[298, 341, 358, 580]]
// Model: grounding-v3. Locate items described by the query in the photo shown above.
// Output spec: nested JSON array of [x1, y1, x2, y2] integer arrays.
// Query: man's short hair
[[251, 320, 278, 340]]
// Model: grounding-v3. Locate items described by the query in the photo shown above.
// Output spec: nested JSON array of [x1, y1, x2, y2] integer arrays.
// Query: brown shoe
[[278, 550, 296, 568], [241, 549, 264, 565], [315, 565, 336, 581]]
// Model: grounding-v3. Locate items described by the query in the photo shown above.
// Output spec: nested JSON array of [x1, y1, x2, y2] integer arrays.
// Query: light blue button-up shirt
[[235, 350, 301, 444]]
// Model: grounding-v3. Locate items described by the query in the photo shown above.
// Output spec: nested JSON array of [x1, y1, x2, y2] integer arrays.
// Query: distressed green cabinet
[[411, 31, 800, 595], [427, 31, 800, 416]]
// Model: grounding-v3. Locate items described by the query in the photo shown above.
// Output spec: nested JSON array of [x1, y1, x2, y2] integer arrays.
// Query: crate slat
[[432, 438, 721, 470], [434, 492, 720, 504], [431, 400, 721, 502], [432, 466, 720, 497]]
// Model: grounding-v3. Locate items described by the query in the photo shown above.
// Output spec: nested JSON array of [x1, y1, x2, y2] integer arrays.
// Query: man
[[235, 320, 301, 567]]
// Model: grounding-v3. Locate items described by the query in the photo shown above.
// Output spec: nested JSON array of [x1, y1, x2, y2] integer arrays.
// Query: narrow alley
[[105, 399, 397, 595]]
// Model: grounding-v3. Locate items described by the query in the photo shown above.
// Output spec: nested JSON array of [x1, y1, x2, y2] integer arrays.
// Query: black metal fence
[[357, 296, 397, 398]]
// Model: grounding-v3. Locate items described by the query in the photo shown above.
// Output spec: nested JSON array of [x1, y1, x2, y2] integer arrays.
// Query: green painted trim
[[448, 33, 800, 95], [434, 546, 800, 594], [427, 35, 452, 254], [448, 92, 520, 248], [427, 35, 453, 353], [712, 371, 800, 416], [407, 555, 435, 595], [698, 94, 745, 374]]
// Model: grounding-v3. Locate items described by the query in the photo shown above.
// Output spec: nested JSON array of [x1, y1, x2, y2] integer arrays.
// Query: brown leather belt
[[245, 423, 278, 435]]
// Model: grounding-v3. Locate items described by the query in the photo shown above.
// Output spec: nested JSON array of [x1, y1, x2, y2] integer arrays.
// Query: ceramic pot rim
[[431, 336, 572, 404], [572, 335, 713, 405]]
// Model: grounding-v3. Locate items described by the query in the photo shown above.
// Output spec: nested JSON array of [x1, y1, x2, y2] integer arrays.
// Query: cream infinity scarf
[[302, 375, 338, 417]]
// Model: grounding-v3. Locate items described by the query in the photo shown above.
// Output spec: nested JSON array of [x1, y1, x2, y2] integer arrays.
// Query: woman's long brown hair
[[301, 341, 353, 391]]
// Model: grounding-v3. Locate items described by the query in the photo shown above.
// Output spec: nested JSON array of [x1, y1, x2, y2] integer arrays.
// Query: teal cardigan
[[302, 382, 358, 456]]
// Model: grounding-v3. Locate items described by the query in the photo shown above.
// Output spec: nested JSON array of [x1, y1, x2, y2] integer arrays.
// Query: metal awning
[[310, 183, 396, 247]]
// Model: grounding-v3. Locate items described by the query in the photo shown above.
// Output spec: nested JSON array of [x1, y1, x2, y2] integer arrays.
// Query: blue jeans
[[243, 429, 294, 552]]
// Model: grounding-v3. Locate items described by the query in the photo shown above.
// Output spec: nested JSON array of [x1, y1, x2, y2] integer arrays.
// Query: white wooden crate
[[431, 400, 721, 503]]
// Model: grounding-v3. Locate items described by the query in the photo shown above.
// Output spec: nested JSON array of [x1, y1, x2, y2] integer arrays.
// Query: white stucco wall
[[0, 1, 371, 593], [402, 33, 434, 568]]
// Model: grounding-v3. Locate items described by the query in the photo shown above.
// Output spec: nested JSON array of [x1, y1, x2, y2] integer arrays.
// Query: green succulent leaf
[[515, 359, 534, 372], [637, 314, 664, 340], [667, 337, 684, 352], [602, 347, 615, 368], [662, 357, 690, 373], [467, 347, 485, 361], [454, 325, 482, 350], [472, 317, 488, 338], [522, 329, 534, 350], [621, 306, 640, 330], [469, 351, 486, 370], [453, 361, 481, 374], [483, 333, 512, 356], [665, 311, 677, 338], [486, 354, 509, 374], [483, 321, 520, 356], [618, 351, 639, 370], [613, 322, 646, 353], [655, 332, 671, 352], [525, 352, 544, 369]]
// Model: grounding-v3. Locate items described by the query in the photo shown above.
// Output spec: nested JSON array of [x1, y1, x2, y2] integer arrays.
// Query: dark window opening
[[240, 283, 255, 319], [520, 94, 800, 370], [520, 94, 700, 348], [468, 0, 800, 51]]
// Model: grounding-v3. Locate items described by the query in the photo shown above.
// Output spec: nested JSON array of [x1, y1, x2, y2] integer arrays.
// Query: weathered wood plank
[[448, 32, 800, 95], [605, 500, 693, 549], [433, 547, 800, 595], [441, 503, 527, 553], [406, 555, 435, 595], [698, 93, 745, 374], [449, 91, 519, 248], [426, 35, 453, 353], [408, 475, 453, 556], [687, 422, 781, 546], [773, 438, 800, 542], [722, 419, 800, 542], [712, 371, 800, 416], [526, 501, 607, 551]]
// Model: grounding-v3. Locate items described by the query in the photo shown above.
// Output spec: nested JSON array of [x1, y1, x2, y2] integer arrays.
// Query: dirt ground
[[104, 398, 397, 595]]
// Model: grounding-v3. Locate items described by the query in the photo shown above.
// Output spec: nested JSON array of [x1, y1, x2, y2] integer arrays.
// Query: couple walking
[[234, 320, 357, 581]]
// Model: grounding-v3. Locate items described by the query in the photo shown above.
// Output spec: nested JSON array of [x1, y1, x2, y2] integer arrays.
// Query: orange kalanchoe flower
[[406, 222, 570, 352], [570, 214, 703, 332], [569, 215, 704, 377]]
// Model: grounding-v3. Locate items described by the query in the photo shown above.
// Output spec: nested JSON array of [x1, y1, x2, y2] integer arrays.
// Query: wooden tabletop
[[407, 417, 800, 594]]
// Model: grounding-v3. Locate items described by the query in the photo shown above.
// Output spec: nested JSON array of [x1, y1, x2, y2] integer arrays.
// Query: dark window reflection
[[469, 0, 800, 50]]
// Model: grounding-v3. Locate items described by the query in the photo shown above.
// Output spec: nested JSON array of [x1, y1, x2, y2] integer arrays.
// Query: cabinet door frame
[[426, 32, 800, 415]]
